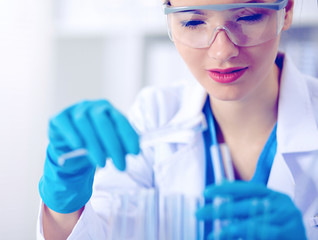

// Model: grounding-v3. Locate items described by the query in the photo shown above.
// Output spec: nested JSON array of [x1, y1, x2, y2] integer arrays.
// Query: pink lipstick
[[208, 67, 248, 83]]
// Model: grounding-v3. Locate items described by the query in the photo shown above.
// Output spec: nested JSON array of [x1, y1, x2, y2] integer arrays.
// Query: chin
[[201, 80, 247, 102], [211, 94, 246, 102]]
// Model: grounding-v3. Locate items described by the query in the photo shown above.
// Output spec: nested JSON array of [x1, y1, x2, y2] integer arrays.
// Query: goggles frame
[[163, 0, 288, 48], [163, 0, 288, 14]]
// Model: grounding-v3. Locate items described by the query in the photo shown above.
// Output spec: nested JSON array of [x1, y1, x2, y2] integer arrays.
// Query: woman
[[38, 0, 318, 239]]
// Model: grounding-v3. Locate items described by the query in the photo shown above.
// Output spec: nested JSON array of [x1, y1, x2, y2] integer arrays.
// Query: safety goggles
[[163, 0, 288, 48]]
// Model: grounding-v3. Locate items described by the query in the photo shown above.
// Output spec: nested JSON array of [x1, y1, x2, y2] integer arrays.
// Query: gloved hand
[[196, 181, 307, 240], [39, 100, 140, 213]]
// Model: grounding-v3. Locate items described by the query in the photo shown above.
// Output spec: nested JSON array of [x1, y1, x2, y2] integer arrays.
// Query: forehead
[[169, 0, 275, 7]]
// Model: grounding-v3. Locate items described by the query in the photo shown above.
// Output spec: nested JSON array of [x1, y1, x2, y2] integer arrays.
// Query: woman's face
[[169, 0, 294, 102]]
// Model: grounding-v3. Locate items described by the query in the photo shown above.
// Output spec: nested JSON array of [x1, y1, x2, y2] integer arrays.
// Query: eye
[[181, 20, 206, 29], [237, 13, 264, 22]]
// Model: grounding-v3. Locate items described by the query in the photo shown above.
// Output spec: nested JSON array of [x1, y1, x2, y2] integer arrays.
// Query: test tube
[[159, 194, 204, 240], [210, 143, 234, 239], [108, 188, 157, 240]]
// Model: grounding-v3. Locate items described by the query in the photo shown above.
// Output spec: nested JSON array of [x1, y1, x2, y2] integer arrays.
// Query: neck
[[209, 63, 280, 180], [210, 63, 280, 143]]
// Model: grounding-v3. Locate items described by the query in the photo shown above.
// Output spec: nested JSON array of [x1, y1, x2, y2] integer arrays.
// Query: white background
[[0, 0, 317, 239]]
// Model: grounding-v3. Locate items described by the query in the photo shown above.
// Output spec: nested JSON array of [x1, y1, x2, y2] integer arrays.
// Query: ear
[[282, 0, 294, 31]]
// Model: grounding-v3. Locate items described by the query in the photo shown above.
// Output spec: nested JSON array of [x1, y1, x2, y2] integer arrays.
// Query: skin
[[171, 0, 294, 180], [42, 205, 83, 239], [42, 1, 294, 239]]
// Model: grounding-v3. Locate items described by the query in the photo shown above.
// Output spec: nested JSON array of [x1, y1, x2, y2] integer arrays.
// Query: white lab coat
[[37, 54, 318, 239]]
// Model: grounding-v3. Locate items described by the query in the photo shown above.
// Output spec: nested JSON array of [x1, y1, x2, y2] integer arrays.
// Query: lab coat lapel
[[145, 81, 207, 145], [269, 54, 318, 200], [153, 81, 208, 197], [168, 81, 207, 129], [267, 153, 295, 198], [277, 55, 318, 153], [153, 134, 206, 197]]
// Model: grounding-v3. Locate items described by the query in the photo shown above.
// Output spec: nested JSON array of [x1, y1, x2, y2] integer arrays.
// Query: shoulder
[[281, 53, 318, 98], [277, 53, 318, 152], [282, 53, 318, 112], [303, 74, 318, 97], [128, 81, 206, 132], [134, 81, 189, 110], [303, 74, 318, 118]]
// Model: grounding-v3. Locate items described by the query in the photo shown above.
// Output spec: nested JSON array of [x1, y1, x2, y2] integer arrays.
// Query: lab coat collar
[[138, 81, 208, 146], [169, 80, 207, 127], [277, 54, 318, 153]]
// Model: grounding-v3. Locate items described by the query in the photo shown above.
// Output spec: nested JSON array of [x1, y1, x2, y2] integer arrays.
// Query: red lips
[[208, 67, 248, 83]]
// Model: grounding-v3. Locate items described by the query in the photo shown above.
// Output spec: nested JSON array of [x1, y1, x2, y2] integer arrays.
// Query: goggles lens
[[166, 6, 286, 48]]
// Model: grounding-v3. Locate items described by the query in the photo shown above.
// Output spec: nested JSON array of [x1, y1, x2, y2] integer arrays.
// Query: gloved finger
[[107, 105, 140, 155], [89, 102, 126, 170], [71, 101, 106, 167], [218, 197, 272, 220], [89, 100, 139, 155], [213, 219, 281, 240], [196, 198, 266, 221], [264, 193, 301, 225], [196, 196, 232, 221], [196, 204, 215, 221], [204, 181, 270, 200], [49, 105, 83, 149], [48, 145, 95, 173], [48, 125, 72, 151]]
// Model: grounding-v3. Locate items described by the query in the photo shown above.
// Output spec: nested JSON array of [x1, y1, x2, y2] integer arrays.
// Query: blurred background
[[0, 0, 317, 239]]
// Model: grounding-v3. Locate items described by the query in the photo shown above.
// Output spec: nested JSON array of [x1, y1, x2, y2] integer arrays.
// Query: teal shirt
[[203, 97, 277, 237], [203, 97, 277, 186]]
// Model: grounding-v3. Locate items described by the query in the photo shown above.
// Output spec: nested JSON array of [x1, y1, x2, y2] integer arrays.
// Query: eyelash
[[179, 13, 265, 29], [237, 14, 264, 23], [181, 20, 205, 29]]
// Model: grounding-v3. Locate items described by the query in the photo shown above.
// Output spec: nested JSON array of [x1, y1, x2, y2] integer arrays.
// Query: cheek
[[174, 42, 206, 79], [246, 37, 280, 77], [174, 36, 281, 100]]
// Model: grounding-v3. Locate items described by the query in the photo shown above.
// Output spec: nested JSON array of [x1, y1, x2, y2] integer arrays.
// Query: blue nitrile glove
[[39, 100, 140, 213], [196, 181, 307, 240]]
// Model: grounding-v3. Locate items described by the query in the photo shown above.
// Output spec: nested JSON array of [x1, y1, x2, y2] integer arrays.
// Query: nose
[[207, 30, 239, 63]]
